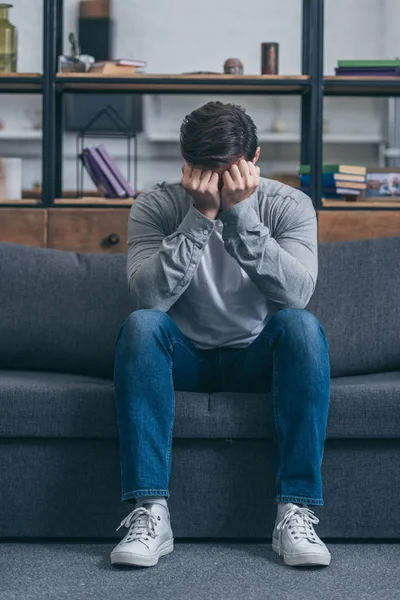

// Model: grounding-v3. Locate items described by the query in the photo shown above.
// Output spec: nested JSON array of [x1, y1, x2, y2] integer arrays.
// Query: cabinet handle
[[107, 233, 120, 245]]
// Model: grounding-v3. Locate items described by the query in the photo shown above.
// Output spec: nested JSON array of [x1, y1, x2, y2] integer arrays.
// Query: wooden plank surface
[[318, 210, 400, 242], [47, 208, 130, 253], [57, 73, 310, 93], [53, 197, 134, 206], [0, 208, 46, 247], [322, 199, 400, 208]]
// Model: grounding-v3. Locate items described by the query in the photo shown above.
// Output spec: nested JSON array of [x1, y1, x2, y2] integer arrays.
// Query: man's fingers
[[222, 169, 234, 186], [229, 164, 242, 182], [238, 159, 250, 178], [200, 169, 213, 184]]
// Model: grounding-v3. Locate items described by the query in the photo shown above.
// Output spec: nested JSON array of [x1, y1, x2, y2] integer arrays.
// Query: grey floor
[[0, 540, 399, 600]]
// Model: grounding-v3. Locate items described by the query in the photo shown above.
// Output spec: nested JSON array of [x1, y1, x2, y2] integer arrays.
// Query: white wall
[[0, 0, 397, 192]]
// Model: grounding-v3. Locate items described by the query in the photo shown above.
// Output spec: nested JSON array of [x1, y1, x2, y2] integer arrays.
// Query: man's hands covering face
[[182, 166, 221, 220], [221, 160, 260, 211], [182, 159, 260, 221]]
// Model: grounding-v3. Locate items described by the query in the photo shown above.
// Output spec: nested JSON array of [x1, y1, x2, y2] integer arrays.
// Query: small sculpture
[[223, 58, 244, 75]]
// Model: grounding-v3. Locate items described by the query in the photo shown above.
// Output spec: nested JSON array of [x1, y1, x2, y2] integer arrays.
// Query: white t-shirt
[[168, 219, 276, 349]]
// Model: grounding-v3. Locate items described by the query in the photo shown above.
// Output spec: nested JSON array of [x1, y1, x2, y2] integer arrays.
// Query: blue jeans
[[114, 308, 330, 507]]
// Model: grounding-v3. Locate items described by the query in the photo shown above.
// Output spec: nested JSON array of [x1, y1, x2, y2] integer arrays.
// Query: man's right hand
[[181, 165, 221, 220]]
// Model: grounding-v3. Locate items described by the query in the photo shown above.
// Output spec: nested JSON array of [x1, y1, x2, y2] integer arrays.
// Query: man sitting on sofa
[[111, 101, 331, 568]]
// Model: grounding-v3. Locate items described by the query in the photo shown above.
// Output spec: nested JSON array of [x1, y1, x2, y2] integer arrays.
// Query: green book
[[338, 59, 400, 68], [298, 164, 367, 176]]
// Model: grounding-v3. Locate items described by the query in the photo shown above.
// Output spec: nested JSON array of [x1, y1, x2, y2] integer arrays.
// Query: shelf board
[[324, 76, 400, 96], [53, 197, 134, 206], [322, 199, 400, 208], [56, 73, 311, 95], [147, 131, 383, 144], [0, 73, 42, 93], [0, 130, 42, 140], [0, 198, 41, 205]]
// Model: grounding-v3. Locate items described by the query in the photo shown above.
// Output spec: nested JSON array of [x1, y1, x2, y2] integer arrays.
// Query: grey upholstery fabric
[[308, 236, 400, 377], [0, 243, 131, 379], [1, 237, 400, 379], [1, 369, 399, 439]]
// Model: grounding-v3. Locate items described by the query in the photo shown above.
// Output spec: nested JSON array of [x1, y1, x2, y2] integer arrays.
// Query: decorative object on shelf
[[298, 164, 367, 201], [0, 157, 22, 199], [77, 105, 137, 199], [58, 32, 94, 73], [271, 118, 287, 133], [0, 3, 17, 72], [89, 58, 146, 75], [365, 167, 400, 201], [261, 43, 279, 75], [223, 58, 243, 74]]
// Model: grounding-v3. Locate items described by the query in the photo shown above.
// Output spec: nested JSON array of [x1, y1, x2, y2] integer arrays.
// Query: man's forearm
[[219, 194, 318, 309], [128, 205, 215, 312]]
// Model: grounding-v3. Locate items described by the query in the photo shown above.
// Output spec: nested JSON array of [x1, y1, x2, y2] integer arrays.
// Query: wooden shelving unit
[[0, 73, 42, 93], [56, 73, 311, 95], [324, 76, 400, 96]]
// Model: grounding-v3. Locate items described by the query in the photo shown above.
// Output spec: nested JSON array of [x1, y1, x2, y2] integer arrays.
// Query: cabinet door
[[318, 211, 400, 242], [0, 209, 46, 247], [47, 209, 130, 253]]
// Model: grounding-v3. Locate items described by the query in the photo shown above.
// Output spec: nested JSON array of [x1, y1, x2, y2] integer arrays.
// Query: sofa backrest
[[0, 237, 399, 379], [0, 243, 131, 379], [308, 236, 400, 377]]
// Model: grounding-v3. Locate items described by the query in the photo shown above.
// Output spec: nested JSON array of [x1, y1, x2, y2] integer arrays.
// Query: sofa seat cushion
[[1, 370, 399, 439]]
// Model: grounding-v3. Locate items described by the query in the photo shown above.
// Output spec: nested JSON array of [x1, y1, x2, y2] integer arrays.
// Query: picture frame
[[364, 167, 400, 200]]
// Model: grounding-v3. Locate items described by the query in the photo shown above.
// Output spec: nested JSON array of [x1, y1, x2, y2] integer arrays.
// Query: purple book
[[335, 67, 400, 76], [89, 147, 126, 198], [97, 144, 135, 197], [81, 149, 115, 197]]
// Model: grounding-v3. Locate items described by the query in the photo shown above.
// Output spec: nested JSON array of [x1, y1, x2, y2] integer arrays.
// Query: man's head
[[180, 101, 261, 189]]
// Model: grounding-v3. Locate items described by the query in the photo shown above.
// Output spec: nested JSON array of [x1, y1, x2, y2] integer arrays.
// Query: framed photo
[[365, 168, 400, 199]]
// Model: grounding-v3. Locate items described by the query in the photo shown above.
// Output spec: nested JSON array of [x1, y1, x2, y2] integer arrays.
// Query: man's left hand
[[221, 159, 260, 211]]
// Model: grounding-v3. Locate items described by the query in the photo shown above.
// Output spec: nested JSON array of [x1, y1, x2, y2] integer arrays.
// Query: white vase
[[0, 158, 22, 200]]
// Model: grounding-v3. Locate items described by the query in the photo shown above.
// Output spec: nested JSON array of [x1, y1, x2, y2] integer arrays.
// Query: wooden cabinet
[[0, 209, 47, 247], [1, 207, 400, 251], [47, 209, 130, 253], [318, 211, 400, 242]]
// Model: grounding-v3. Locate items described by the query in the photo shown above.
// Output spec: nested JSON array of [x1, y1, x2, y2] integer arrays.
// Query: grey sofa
[[0, 238, 399, 540]]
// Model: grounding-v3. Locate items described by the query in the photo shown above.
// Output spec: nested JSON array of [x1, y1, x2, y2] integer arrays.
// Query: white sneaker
[[110, 502, 174, 567], [272, 503, 331, 567]]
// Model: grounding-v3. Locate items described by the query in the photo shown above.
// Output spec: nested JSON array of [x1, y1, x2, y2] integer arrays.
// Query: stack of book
[[298, 164, 367, 199], [79, 144, 135, 198], [335, 59, 400, 77], [89, 59, 146, 75]]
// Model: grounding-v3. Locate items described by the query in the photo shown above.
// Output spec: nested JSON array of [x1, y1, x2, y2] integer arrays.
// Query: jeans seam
[[271, 339, 284, 497], [170, 338, 207, 363], [165, 347, 176, 468]]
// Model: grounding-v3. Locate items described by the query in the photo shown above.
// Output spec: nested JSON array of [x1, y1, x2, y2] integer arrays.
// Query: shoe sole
[[272, 539, 331, 566], [110, 538, 174, 567]]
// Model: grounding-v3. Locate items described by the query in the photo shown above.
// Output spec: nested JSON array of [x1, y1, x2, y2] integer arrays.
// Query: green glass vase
[[0, 4, 17, 72]]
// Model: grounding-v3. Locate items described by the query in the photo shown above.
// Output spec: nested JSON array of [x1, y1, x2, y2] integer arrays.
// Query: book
[[80, 149, 115, 197], [300, 173, 366, 184], [298, 164, 367, 175], [300, 186, 361, 197], [335, 67, 400, 76], [90, 59, 146, 74], [89, 147, 127, 198], [96, 144, 135, 197], [300, 176, 366, 190], [338, 59, 400, 68]]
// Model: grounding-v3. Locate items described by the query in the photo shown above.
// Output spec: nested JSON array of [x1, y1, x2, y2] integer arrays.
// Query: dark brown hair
[[180, 101, 258, 169]]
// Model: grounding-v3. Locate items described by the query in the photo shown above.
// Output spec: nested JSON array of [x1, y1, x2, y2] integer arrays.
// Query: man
[[111, 101, 331, 569]]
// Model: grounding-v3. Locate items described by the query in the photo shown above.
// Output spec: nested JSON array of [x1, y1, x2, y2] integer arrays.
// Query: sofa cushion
[[0, 243, 132, 378], [1, 370, 399, 439], [308, 236, 400, 377]]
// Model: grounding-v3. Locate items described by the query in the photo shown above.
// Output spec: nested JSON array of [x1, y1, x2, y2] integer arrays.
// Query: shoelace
[[276, 506, 319, 556], [116, 507, 159, 541]]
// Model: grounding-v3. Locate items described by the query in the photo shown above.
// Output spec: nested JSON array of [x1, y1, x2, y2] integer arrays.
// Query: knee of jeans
[[118, 309, 170, 344], [273, 308, 326, 345]]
